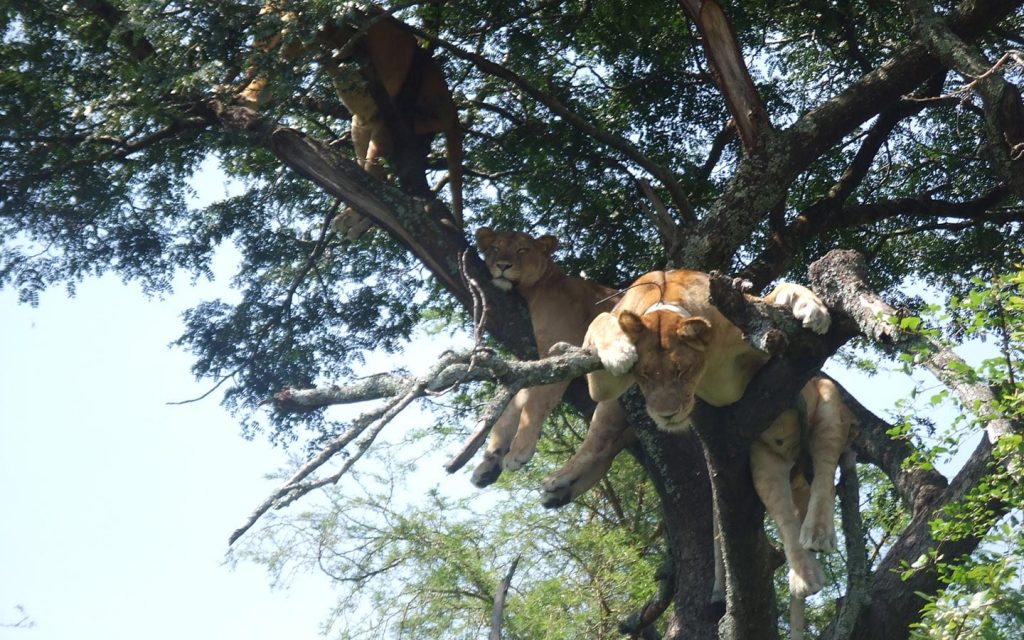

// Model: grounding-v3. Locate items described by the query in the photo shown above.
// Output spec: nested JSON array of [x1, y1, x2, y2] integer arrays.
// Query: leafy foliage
[[3, 0, 1024, 637]]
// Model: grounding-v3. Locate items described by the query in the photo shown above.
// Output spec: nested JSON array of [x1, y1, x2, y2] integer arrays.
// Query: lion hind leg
[[503, 380, 569, 471], [752, 441, 825, 599], [800, 379, 853, 552]]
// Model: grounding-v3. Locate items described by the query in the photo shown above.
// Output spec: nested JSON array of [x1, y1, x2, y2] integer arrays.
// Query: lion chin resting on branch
[[469, 227, 634, 499], [238, 3, 463, 239], [540, 269, 856, 640]]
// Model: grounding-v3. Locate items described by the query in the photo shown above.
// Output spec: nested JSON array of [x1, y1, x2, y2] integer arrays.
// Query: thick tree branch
[[676, 0, 772, 152], [809, 250, 1022, 444], [213, 104, 538, 358], [741, 182, 1013, 290]]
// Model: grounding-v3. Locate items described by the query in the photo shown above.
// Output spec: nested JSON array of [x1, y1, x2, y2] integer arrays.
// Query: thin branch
[[443, 381, 522, 473], [830, 450, 869, 640], [489, 555, 521, 640]]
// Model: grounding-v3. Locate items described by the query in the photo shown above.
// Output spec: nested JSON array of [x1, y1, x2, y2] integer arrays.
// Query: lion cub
[[471, 228, 628, 495], [574, 270, 856, 637]]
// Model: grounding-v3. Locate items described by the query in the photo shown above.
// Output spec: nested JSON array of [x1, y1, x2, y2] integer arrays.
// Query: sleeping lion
[[549, 269, 856, 638], [471, 228, 631, 501]]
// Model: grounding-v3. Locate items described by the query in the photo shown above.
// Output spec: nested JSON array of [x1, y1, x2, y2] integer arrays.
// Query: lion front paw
[[791, 297, 831, 334], [788, 553, 825, 598], [598, 339, 638, 376]]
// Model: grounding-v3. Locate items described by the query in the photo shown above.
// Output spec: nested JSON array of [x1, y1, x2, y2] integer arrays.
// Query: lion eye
[[516, 247, 528, 255]]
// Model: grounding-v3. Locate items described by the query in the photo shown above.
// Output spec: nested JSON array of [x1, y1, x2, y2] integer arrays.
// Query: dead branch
[[231, 344, 602, 544], [676, 0, 771, 152]]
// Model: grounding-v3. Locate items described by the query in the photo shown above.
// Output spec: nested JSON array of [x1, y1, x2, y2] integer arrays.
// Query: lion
[[237, 4, 463, 238], [547, 269, 856, 638], [470, 228, 632, 497]]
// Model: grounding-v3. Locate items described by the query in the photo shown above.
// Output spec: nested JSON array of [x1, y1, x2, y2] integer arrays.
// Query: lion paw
[[541, 485, 573, 509], [501, 448, 534, 472], [471, 454, 503, 487], [541, 469, 579, 508], [791, 297, 831, 334], [598, 339, 638, 376], [800, 518, 838, 553], [788, 553, 825, 598]]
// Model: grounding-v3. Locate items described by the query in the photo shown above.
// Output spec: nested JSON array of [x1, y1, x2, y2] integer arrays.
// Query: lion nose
[[495, 261, 512, 272]]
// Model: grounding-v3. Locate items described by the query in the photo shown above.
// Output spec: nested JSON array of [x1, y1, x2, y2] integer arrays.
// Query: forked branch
[[229, 344, 602, 544]]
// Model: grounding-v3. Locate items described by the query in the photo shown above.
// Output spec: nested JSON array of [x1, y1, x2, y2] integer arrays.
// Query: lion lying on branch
[[550, 269, 856, 638], [470, 228, 632, 495]]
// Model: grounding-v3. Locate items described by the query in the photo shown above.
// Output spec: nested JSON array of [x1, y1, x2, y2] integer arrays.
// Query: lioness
[[471, 228, 630, 495], [554, 269, 855, 637], [238, 4, 463, 237]]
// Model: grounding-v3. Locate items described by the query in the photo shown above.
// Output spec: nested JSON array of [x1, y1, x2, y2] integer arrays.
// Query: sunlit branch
[[230, 344, 603, 544], [810, 249, 1022, 446]]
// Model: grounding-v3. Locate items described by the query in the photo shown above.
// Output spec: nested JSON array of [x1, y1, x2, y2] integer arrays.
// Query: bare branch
[[830, 450, 869, 640], [489, 555, 521, 640], [231, 345, 602, 544], [443, 382, 522, 474], [676, 0, 772, 152]]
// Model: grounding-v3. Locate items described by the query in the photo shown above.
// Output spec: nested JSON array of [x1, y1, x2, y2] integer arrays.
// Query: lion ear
[[535, 235, 558, 255], [618, 311, 645, 342], [678, 317, 712, 344], [475, 227, 496, 250]]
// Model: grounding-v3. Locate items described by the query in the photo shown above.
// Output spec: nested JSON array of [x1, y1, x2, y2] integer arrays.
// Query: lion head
[[475, 227, 558, 291], [617, 308, 712, 431]]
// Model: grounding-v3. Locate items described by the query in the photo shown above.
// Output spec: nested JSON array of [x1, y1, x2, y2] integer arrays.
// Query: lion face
[[618, 310, 712, 431], [475, 227, 558, 291]]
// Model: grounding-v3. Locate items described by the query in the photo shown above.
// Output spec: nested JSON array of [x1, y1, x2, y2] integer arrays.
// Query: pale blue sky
[[0, 263, 341, 639]]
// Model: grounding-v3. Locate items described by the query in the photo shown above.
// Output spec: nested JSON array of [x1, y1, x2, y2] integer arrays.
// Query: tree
[[2, 1, 1023, 638]]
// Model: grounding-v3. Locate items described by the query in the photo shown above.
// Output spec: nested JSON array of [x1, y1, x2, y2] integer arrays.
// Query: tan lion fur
[[556, 269, 855, 639], [471, 228, 632, 503]]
